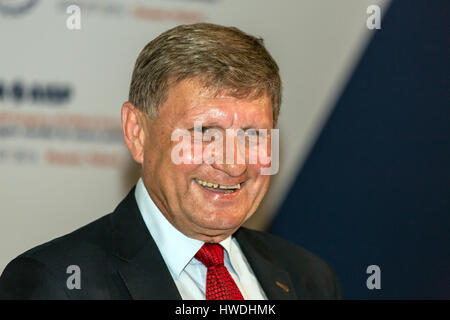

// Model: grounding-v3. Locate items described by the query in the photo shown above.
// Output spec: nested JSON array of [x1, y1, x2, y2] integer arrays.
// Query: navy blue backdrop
[[270, 0, 450, 299]]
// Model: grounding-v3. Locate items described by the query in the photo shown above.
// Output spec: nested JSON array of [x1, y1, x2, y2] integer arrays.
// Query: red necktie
[[194, 243, 244, 300]]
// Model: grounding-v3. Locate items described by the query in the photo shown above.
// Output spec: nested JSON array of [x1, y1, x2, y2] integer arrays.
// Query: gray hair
[[129, 23, 282, 125]]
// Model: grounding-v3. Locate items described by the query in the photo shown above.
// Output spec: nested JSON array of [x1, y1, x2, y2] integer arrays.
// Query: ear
[[121, 102, 146, 164]]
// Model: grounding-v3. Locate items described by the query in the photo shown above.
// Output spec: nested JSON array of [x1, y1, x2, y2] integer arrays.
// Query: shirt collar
[[134, 178, 237, 279]]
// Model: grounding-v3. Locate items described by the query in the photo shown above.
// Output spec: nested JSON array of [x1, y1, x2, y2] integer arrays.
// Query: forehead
[[158, 78, 273, 127]]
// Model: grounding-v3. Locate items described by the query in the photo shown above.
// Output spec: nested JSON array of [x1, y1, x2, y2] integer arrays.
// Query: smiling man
[[0, 23, 342, 300]]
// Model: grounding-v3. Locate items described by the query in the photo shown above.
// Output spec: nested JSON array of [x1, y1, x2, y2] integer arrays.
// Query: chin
[[194, 209, 247, 232]]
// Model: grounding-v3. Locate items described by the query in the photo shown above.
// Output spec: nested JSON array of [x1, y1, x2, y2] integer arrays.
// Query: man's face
[[139, 78, 273, 242]]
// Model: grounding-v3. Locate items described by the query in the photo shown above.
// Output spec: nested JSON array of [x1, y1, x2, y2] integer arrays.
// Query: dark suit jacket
[[0, 187, 343, 299]]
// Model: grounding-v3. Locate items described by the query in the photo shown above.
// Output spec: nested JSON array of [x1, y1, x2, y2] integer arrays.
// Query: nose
[[211, 161, 247, 177], [210, 133, 247, 177]]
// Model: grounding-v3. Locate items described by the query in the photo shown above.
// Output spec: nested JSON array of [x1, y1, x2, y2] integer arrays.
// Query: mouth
[[194, 178, 243, 194]]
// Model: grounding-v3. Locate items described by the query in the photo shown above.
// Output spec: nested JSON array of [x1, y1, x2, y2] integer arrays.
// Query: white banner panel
[[0, 0, 388, 272]]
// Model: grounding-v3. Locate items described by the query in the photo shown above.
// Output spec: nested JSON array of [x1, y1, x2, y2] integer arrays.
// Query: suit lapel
[[110, 188, 300, 300], [116, 241, 182, 300], [235, 228, 298, 300], [111, 188, 181, 300]]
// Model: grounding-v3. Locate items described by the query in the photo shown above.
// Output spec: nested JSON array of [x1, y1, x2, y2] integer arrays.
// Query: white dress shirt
[[134, 178, 267, 300]]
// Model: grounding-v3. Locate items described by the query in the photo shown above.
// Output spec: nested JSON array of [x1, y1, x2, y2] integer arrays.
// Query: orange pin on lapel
[[275, 281, 289, 293]]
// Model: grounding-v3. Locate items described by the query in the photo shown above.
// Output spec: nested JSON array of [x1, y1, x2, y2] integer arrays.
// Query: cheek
[[144, 137, 199, 189], [169, 138, 202, 173], [169, 144, 203, 187], [246, 164, 270, 195], [173, 163, 200, 177], [246, 138, 274, 170], [247, 164, 271, 182]]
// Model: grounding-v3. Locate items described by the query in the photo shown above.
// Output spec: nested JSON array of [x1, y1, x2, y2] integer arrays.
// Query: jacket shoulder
[[20, 213, 113, 263], [0, 213, 114, 299], [237, 228, 343, 299]]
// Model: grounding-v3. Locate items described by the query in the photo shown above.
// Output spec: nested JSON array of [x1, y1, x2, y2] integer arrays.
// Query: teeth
[[195, 178, 240, 190], [219, 184, 240, 189]]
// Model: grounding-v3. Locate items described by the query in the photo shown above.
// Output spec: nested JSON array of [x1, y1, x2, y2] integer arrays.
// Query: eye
[[202, 127, 210, 134], [245, 129, 259, 137], [193, 126, 209, 133]]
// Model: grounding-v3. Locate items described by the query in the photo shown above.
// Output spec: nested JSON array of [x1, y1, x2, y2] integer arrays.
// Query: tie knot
[[195, 243, 224, 268]]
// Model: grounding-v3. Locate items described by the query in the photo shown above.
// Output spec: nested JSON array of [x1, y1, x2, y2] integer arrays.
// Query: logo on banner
[[0, 80, 72, 105], [0, 0, 39, 16]]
